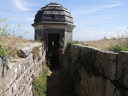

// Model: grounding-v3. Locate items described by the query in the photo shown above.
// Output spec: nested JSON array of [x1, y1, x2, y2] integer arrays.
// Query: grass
[[80, 38, 126, 50], [1, 36, 35, 58], [32, 46, 41, 60], [78, 37, 128, 53], [0, 20, 32, 58], [0, 19, 35, 69], [32, 67, 48, 96], [108, 44, 128, 52]]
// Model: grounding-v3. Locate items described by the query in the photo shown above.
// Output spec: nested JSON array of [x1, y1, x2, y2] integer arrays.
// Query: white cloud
[[13, 0, 29, 11], [88, 2, 123, 13], [103, 3, 123, 9], [72, 2, 123, 15], [103, 24, 116, 27]]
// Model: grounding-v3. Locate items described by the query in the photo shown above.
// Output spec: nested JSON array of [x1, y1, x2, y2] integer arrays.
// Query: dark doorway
[[48, 34, 60, 68]]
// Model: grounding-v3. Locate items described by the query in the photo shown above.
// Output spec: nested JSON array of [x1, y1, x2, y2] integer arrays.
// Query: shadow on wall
[[63, 43, 128, 96]]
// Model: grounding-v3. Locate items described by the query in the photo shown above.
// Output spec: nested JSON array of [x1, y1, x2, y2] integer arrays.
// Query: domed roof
[[33, 2, 74, 26]]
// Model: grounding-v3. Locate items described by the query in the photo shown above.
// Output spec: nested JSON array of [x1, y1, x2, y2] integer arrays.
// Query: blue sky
[[0, 0, 128, 41]]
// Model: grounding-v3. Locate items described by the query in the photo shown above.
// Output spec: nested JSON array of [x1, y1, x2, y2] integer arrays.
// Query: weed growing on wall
[[32, 67, 48, 96], [111, 80, 128, 96], [0, 19, 28, 69], [32, 46, 41, 60], [0, 19, 12, 69], [64, 41, 79, 56], [0, 47, 9, 69], [62, 42, 110, 95], [75, 50, 101, 77]]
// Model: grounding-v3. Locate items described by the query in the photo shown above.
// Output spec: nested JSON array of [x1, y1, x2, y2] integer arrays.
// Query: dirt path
[[47, 69, 67, 96]]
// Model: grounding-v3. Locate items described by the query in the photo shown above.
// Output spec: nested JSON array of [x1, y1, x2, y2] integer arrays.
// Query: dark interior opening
[[48, 34, 60, 68]]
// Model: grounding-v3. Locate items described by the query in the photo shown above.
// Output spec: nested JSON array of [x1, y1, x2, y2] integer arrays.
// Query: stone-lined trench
[[47, 69, 67, 96]]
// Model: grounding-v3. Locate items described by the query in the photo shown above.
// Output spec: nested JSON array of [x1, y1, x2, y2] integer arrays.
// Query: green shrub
[[0, 46, 8, 57], [0, 46, 9, 69], [0, 19, 28, 69], [32, 69, 47, 96], [108, 44, 128, 52], [64, 41, 79, 53]]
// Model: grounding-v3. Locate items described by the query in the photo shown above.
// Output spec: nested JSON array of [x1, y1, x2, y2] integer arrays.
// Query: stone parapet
[[66, 44, 128, 96], [118, 52, 128, 89], [0, 42, 45, 96]]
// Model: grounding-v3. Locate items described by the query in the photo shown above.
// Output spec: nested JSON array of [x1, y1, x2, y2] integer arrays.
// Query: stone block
[[23, 53, 33, 68], [0, 78, 4, 96], [21, 91, 25, 96], [5, 62, 18, 90], [39, 47, 43, 57], [79, 86, 87, 96], [12, 83, 19, 95], [87, 77, 96, 96], [78, 66, 87, 95], [30, 63, 35, 73], [73, 45, 121, 96], [99, 51, 117, 80], [15, 79, 20, 92], [81, 46, 90, 56], [14, 53, 33, 74], [117, 51, 128, 88], [94, 78, 114, 96], [18, 74, 25, 91], [79, 67, 96, 96], [18, 46, 33, 58], [106, 80, 120, 96], [93, 77, 102, 96], [17, 62, 21, 78], [24, 67, 31, 81], [89, 47, 101, 69], [18, 42, 42, 58], [71, 45, 76, 61], [31, 42, 42, 48], [5, 86, 12, 96], [74, 85, 80, 96]]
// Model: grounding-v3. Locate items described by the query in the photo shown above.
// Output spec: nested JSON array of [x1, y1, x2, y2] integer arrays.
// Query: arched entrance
[[48, 34, 60, 68]]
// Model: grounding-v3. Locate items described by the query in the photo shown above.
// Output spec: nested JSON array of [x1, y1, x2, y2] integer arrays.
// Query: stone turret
[[32, 2, 75, 45], [32, 2, 75, 67]]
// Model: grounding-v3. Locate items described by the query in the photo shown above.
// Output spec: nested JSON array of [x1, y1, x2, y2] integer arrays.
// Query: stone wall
[[65, 44, 128, 96], [0, 42, 45, 96]]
